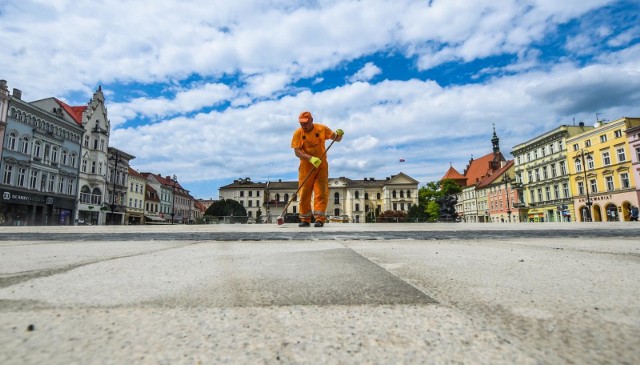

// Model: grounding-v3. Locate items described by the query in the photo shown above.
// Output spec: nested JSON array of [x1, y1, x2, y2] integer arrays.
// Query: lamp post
[[576, 149, 593, 221], [109, 151, 120, 225], [502, 174, 512, 223], [171, 175, 177, 225]]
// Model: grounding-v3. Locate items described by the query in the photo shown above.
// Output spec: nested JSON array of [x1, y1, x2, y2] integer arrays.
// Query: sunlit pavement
[[1, 223, 639, 364]]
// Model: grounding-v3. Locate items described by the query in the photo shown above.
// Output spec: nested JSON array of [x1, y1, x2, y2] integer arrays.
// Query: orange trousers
[[298, 161, 329, 223]]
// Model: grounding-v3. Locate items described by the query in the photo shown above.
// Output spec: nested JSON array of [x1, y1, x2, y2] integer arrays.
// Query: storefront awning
[[144, 215, 165, 221]]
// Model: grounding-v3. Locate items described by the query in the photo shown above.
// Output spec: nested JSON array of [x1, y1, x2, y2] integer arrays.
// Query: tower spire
[[491, 123, 500, 154]]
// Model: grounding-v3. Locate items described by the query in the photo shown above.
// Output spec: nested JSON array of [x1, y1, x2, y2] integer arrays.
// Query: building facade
[[1, 87, 84, 225], [219, 173, 419, 223], [105, 147, 133, 225], [0, 80, 9, 151], [566, 118, 640, 222], [511, 124, 593, 222], [126, 167, 146, 225]]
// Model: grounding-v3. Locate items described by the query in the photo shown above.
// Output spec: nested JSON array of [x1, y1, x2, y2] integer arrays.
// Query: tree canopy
[[204, 199, 247, 217], [408, 179, 462, 222]]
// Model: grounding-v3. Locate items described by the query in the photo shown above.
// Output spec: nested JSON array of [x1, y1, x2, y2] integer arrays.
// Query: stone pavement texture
[[0, 223, 639, 364]]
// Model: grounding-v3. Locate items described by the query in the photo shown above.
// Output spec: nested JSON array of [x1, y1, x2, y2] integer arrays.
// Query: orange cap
[[299, 111, 313, 123]]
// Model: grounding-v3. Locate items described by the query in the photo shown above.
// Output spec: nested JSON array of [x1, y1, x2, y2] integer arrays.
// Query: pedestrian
[[630, 206, 638, 221], [291, 111, 343, 227]]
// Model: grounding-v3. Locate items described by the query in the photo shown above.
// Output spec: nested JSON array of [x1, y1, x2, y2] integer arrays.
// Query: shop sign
[[2, 191, 46, 204], [578, 195, 612, 203]]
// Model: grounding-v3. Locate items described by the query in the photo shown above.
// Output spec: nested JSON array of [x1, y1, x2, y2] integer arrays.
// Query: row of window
[[10, 109, 82, 144], [571, 129, 624, 151], [2, 165, 76, 196], [574, 147, 627, 172], [517, 140, 565, 165], [521, 161, 568, 184], [5, 132, 78, 167]]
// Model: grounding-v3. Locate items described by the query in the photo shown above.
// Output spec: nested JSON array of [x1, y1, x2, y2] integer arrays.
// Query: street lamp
[[171, 175, 177, 225], [502, 174, 512, 222], [576, 149, 593, 222], [109, 151, 121, 225]]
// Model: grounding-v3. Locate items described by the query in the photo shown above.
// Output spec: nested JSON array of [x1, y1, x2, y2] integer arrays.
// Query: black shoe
[[314, 221, 324, 227], [298, 221, 310, 227]]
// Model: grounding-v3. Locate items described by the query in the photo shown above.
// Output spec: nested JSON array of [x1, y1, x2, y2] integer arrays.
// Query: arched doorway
[[580, 205, 592, 222], [592, 204, 602, 222], [605, 204, 619, 221], [621, 201, 632, 221]]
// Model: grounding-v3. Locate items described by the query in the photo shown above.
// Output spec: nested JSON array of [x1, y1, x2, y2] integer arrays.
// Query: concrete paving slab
[[0, 223, 639, 364]]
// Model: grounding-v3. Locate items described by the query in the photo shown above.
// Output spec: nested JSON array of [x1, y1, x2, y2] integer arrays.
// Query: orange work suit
[[291, 123, 335, 223]]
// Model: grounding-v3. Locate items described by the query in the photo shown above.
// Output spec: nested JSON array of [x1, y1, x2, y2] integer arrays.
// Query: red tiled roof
[[463, 151, 505, 186], [476, 160, 514, 188], [54, 98, 85, 125], [441, 166, 466, 181], [128, 167, 145, 179]]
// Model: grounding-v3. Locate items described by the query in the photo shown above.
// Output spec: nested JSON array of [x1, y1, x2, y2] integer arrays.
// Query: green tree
[[255, 207, 262, 224], [205, 199, 247, 218], [411, 179, 462, 221]]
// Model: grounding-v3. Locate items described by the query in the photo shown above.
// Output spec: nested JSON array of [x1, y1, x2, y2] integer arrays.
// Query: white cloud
[[348, 63, 382, 83], [0, 0, 634, 197]]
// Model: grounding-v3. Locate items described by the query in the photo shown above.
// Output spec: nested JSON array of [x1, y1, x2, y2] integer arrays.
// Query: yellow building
[[511, 124, 593, 222], [566, 117, 640, 221], [125, 167, 146, 224]]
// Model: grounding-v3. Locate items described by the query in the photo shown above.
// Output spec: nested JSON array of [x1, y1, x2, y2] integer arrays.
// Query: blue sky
[[1, 0, 639, 199]]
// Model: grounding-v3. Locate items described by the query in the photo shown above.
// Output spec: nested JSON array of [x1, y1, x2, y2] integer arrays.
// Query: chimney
[[0, 80, 6, 90], [12, 88, 22, 99]]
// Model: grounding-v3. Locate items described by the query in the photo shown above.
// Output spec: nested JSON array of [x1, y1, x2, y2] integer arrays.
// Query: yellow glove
[[336, 129, 344, 136], [309, 156, 322, 168]]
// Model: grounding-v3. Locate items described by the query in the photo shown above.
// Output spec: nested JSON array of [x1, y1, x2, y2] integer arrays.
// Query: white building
[[219, 173, 419, 223]]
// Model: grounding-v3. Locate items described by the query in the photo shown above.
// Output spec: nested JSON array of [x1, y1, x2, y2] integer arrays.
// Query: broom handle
[[279, 139, 336, 217]]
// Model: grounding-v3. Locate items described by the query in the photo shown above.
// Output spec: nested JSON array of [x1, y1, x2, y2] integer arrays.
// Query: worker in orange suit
[[291, 111, 343, 227]]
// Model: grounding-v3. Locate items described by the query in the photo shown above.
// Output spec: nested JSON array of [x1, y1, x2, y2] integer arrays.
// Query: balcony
[[80, 192, 102, 205]]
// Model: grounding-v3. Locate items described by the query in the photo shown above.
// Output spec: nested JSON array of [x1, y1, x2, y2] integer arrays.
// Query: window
[[536, 188, 543, 202], [81, 159, 87, 172], [605, 176, 614, 191], [21, 136, 30, 154], [584, 139, 591, 147], [575, 159, 582, 172], [535, 169, 540, 181], [392, 190, 397, 198], [614, 130, 622, 138], [528, 171, 533, 183], [543, 166, 548, 180], [48, 174, 55, 192], [559, 161, 567, 175], [93, 138, 98, 150], [33, 140, 41, 157], [7, 132, 17, 150], [573, 143, 579, 151], [563, 183, 569, 198], [52, 147, 60, 163], [257, 191, 260, 197], [84, 136, 89, 148], [70, 153, 77, 167], [16, 167, 26, 187], [62, 150, 68, 165], [355, 203, 360, 211], [91, 161, 96, 174], [249, 191, 252, 197], [334, 192, 340, 204], [621, 173, 630, 189], [545, 187, 551, 201], [377, 193, 381, 200], [407, 190, 411, 198], [400, 190, 404, 198], [586, 155, 594, 170], [590, 179, 598, 193], [551, 164, 557, 177], [240, 191, 244, 197], [616, 147, 626, 162], [533, 149, 538, 159], [553, 185, 559, 199], [559, 140, 564, 151], [578, 181, 585, 195], [68, 179, 74, 195], [602, 151, 611, 166], [248, 200, 252, 207], [30, 170, 38, 189], [393, 203, 397, 210], [600, 134, 607, 143], [355, 191, 359, 199], [549, 143, 555, 154], [58, 177, 65, 193], [2, 165, 13, 184]]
